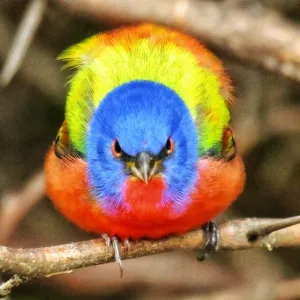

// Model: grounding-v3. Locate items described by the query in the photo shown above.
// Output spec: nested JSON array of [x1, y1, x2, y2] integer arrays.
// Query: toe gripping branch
[[197, 220, 220, 261], [102, 234, 129, 277], [102, 221, 220, 276]]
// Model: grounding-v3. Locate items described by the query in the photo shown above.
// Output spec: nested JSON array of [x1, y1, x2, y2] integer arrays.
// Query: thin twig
[[1, 217, 300, 297], [0, 0, 47, 86], [0, 275, 29, 298], [0, 171, 45, 244], [54, 0, 300, 83], [0, 12, 64, 99]]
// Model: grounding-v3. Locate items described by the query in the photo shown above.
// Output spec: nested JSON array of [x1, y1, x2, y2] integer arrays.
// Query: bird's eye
[[112, 140, 122, 157], [165, 137, 174, 154]]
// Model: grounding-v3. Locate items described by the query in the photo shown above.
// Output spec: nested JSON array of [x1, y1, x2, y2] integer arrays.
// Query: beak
[[130, 152, 157, 184]]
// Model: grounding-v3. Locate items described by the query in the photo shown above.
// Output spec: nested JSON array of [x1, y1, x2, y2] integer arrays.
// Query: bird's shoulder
[[53, 120, 84, 161]]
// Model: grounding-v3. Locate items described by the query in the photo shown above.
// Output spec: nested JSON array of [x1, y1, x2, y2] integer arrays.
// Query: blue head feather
[[87, 80, 198, 214]]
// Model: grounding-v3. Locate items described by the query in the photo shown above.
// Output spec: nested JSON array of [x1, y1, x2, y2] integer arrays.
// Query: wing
[[53, 121, 84, 161]]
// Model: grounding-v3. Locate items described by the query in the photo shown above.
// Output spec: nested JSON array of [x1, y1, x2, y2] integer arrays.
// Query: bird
[[44, 23, 245, 274]]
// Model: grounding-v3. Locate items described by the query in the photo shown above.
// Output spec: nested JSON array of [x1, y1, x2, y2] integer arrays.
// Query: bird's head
[[60, 24, 233, 214], [87, 80, 198, 211]]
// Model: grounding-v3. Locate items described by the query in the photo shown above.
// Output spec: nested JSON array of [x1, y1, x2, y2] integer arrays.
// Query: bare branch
[[1, 217, 300, 297], [0, 0, 47, 87], [0, 276, 29, 298], [0, 12, 64, 99], [53, 0, 300, 83]]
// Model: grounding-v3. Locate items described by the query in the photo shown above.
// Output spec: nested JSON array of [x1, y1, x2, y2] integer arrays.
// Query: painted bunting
[[44, 24, 245, 271]]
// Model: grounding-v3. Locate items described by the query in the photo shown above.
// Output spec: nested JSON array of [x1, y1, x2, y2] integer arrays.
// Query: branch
[[1, 216, 300, 297], [0, 275, 29, 298], [0, 13, 64, 99], [0, 171, 45, 244], [0, 0, 47, 87], [53, 0, 300, 83]]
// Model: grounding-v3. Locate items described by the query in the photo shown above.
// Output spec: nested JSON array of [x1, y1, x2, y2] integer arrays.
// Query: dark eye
[[165, 137, 174, 154], [112, 140, 122, 157]]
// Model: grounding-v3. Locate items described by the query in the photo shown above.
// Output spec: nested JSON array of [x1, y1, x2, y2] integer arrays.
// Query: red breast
[[45, 147, 245, 240]]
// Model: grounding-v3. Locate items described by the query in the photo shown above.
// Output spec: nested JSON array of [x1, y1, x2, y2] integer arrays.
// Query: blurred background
[[1, 0, 300, 299]]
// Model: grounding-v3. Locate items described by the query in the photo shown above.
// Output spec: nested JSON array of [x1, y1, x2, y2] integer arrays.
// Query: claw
[[197, 221, 220, 262], [112, 237, 123, 277], [102, 234, 124, 277], [102, 234, 111, 247]]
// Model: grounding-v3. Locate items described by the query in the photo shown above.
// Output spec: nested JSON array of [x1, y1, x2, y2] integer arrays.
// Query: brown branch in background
[[0, 171, 45, 244], [1, 217, 300, 297], [0, 0, 47, 87], [0, 13, 64, 99], [54, 0, 300, 83]]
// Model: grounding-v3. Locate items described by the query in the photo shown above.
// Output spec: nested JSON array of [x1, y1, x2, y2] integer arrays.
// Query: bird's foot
[[112, 237, 123, 277], [102, 233, 111, 247], [101, 234, 130, 277], [197, 221, 220, 262]]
